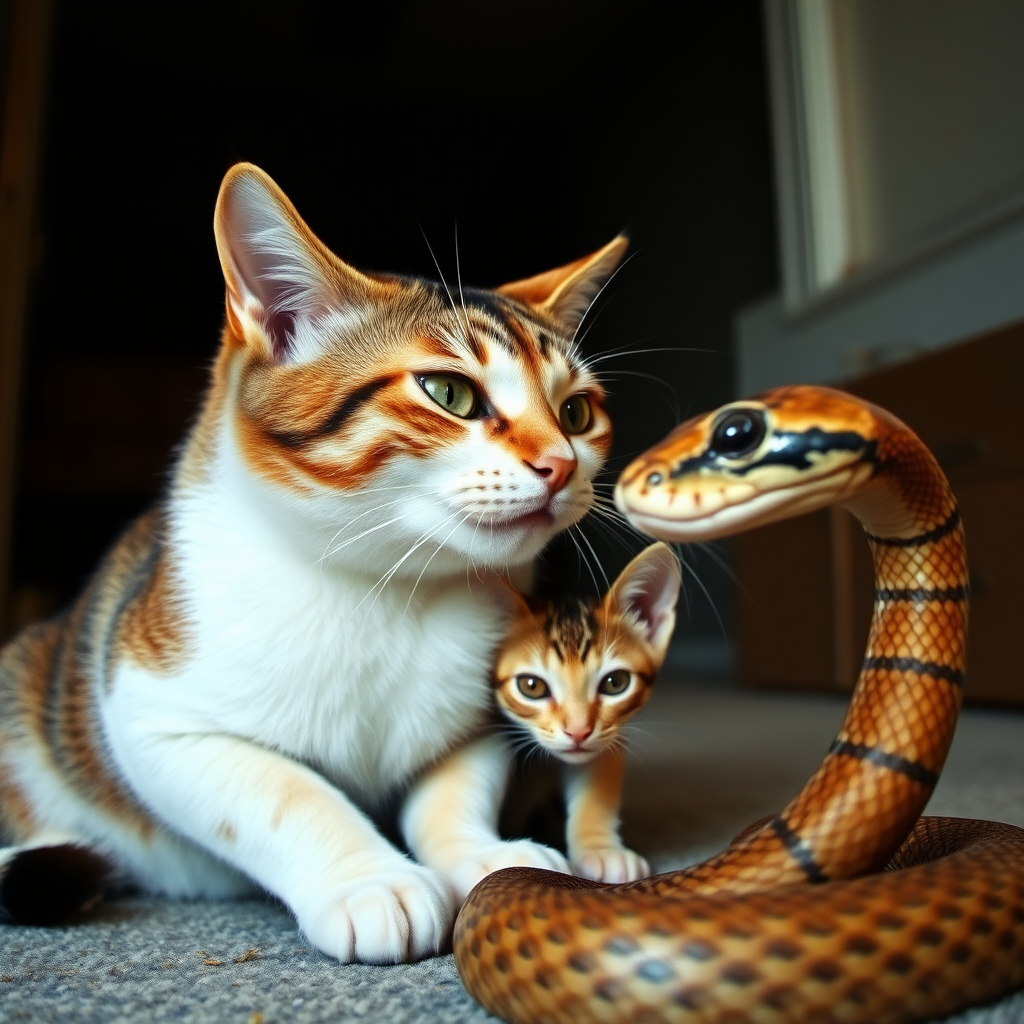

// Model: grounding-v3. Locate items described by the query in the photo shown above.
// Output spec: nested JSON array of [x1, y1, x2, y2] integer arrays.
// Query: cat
[[0, 162, 628, 963], [491, 542, 680, 883]]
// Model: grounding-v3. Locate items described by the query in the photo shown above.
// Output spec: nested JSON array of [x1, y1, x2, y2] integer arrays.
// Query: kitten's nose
[[527, 454, 577, 495], [564, 724, 593, 745]]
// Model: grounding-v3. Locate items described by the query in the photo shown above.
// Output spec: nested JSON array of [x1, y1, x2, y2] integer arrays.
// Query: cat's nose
[[527, 454, 577, 495], [564, 724, 593, 745]]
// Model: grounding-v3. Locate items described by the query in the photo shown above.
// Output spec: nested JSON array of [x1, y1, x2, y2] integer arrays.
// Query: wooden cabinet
[[736, 319, 1024, 706]]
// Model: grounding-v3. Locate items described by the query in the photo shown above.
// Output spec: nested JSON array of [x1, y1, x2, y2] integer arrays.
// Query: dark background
[[11, 0, 779, 653]]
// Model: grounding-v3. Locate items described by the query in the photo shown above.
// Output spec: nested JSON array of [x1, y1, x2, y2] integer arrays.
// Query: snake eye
[[709, 408, 767, 459]]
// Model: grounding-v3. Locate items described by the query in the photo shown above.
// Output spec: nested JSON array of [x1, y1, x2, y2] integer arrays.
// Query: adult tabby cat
[[0, 163, 626, 963], [490, 543, 680, 884]]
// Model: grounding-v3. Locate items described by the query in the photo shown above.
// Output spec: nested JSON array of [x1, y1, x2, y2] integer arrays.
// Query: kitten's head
[[202, 163, 627, 576], [493, 544, 681, 762]]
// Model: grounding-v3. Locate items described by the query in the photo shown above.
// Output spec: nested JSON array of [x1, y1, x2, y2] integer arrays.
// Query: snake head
[[614, 386, 880, 542]]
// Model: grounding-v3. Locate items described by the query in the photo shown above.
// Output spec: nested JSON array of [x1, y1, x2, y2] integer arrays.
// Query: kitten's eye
[[515, 675, 550, 700], [418, 374, 478, 418], [559, 394, 592, 434], [598, 670, 631, 696]]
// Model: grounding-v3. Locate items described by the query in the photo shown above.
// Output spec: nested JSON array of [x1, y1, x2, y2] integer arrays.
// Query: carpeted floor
[[2, 680, 1022, 1023]]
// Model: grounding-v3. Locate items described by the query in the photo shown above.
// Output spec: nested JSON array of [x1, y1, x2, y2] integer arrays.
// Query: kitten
[[0, 163, 627, 962], [491, 543, 680, 883]]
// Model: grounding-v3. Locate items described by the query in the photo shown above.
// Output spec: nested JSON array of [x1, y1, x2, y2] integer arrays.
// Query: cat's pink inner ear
[[609, 543, 681, 656], [213, 163, 352, 360], [496, 235, 628, 334]]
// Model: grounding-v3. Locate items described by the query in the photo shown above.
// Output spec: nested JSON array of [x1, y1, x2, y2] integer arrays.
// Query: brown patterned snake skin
[[454, 386, 1024, 1023]]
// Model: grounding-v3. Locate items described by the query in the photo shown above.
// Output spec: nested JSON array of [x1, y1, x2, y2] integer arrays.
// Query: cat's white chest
[[161, 494, 507, 803]]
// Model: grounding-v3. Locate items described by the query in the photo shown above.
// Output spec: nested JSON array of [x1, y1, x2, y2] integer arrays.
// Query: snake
[[454, 385, 1024, 1023]]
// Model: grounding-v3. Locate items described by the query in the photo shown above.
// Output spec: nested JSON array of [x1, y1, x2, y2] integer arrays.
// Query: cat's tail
[[0, 836, 110, 925]]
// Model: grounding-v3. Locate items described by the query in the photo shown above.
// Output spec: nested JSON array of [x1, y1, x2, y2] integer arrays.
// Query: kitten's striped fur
[[0, 163, 627, 960], [492, 543, 681, 883]]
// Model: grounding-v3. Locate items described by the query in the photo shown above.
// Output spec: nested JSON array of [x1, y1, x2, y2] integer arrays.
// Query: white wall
[[736, 212, 1024, 394]]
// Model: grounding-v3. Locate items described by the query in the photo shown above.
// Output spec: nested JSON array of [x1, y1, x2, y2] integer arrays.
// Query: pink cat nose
[[526, 454, 577, 495], [564, 724, 593, 745]]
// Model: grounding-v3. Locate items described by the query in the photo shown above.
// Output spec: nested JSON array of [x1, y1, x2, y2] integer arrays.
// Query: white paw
[[296, 863, 454, 964], [448, 840, 570, 901], [573, 846, 650, 883]]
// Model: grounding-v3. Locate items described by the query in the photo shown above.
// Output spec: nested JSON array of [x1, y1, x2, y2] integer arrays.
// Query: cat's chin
[[551, 747, 601, 764], [487, 509, 554, 533], [444, 509, 571, 568]]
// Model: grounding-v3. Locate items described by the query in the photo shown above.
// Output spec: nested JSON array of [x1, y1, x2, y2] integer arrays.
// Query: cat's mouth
[[557, 744, 598, 763], [485, 508, 554, 533]]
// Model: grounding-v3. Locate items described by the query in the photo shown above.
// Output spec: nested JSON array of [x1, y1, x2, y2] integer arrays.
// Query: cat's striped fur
[[0, 163, 626, 961], [491, 543, 680, 884]]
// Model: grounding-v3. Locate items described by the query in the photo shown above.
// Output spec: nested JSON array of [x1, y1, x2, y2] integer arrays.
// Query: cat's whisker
[[420, 222, 473, 346], [578, 511, 641, 558], [563, 527, 601, 595], [693, 540, 745, 594], [588, 492, 638, 522], [464, 508, 492, 589], [674, 545, 726, 638], [586, 344, 716, 366], [403, 509, 477, 618], [357, 508, 465, 615], [568, 251, 637, 356], [319, 499, 451, 567], [616, 731, 654, 771], [316, 495, 425, 570], [593, 369, 681, 422], [572, 524, 612, 593], [454, 223, 471, 336]]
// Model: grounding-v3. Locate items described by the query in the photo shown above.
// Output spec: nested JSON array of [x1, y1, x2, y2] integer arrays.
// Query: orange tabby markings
[[116, 548, 190, 675], [0, 757, 38, 836], [565, 745, 626, 852], [269, 777, 322, 832], [0, 161, 627, 956]]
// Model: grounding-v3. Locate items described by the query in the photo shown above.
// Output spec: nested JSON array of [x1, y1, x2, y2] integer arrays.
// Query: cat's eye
[[418, 374, 478, 418], [515, 674, 550, 700], [559, 394, 592, 434], [598, 670, 631, 696]]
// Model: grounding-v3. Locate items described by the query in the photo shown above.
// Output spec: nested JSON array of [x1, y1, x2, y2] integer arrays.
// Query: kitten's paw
[[574, 846, 650, 883], [449, 840, 570, 901], [297, 864, 454, 964]]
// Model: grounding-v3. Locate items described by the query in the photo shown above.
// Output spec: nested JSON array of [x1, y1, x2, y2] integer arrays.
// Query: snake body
[[454, 386, 1024, 1023]]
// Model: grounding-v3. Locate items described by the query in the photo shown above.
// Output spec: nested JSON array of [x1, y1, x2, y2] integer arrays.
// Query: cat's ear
[[213, 163, 375, 360], [606, 542, 681, 659], [496, 235, 629, 333]]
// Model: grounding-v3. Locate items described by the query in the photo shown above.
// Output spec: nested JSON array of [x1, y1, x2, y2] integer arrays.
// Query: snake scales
[[454, 386, 1024, 1023]]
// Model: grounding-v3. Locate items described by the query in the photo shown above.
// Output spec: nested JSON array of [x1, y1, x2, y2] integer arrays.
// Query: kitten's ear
[[606, 543, 681, 659], [213, 163, 375, 360], [496, 235, 629, 333]]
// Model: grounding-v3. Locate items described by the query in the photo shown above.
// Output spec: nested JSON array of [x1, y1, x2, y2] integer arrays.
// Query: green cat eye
[[515, 674, 550, 700], [559, 394, 592, 434], [598, 669, 631, 696], [418, 374, 478, 418]]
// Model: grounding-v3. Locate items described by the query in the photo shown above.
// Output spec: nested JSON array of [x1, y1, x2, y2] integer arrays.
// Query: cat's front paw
[[573, 846, 650, 884], [296, 863, 454, 964], [448, 840, 570, 901]]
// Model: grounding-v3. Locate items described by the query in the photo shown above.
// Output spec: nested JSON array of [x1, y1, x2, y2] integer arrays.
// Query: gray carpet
[[2, 681, 1022, 1023]]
